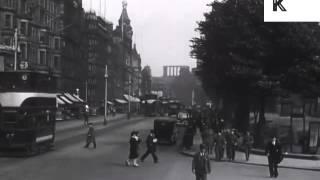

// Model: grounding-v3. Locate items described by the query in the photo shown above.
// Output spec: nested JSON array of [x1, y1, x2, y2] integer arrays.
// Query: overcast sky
[[82, 0, 212, 76]]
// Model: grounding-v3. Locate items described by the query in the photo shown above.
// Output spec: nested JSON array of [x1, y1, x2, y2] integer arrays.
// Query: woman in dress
[[126, 131, 141, 167]]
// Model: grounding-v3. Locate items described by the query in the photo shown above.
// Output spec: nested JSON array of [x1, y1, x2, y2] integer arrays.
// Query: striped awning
[[64, 93, 81, 103], [57, 97, 65, 105], [146, 99, 157, 104], [107, 101, 114, 105], [57, 95, 73, 104], [72, 94, 85, 103], [123, 94, 140, 103], [114, 99, 127, 104]]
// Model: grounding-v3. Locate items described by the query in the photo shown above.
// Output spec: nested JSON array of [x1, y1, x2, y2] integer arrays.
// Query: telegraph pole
[[104, 65, 108, 125], [14, 28, 18, 71]]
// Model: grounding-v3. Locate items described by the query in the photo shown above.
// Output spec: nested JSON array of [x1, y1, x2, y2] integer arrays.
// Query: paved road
[[0, 116, 319, 180]]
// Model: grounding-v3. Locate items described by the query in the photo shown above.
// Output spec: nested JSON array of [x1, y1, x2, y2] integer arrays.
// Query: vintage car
[[154, 118, 178, 145]]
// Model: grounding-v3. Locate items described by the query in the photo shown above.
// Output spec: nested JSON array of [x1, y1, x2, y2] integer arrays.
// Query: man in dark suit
[[84, 123, 96, 148], [214, 132, 225, 161], [243, 131, 254, 161], [192, 144, 211, 180], [265, 137, 282, 178], [140, 130, 158, 163]]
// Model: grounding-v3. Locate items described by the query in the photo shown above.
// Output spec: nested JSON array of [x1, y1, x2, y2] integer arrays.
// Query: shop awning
[[146, 99, 157, 104], [57, 98, 65, 105], [64, 93, 81, 103], [57, 95, 73, 104], [123, 94, 140, 103], [114, 99, 127, 104], [72, 94, 85, 103], [107, 101, 114, 105]]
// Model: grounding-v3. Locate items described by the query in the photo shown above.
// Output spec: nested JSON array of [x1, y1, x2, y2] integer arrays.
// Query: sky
[[82, 0, 212, 76]]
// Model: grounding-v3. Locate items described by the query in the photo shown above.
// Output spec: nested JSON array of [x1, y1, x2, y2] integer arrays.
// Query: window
[[21, 0, 27, 13], [54, 38, 60, 49], [39, 29, 48, 44], [39, 50, 46, 65], [53, 56, 60, 68], [19, 43, 27, 60], [4, 14, 12, 28], [4, 0, 13, 7], [20, 21, 28, 35]]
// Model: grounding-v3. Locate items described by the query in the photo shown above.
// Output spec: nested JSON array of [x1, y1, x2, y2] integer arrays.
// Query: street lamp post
[[104, 65, 108, 125], [127, 74, 131, 119], [76, 88, 79, 96], [14, 28, 18, 71]]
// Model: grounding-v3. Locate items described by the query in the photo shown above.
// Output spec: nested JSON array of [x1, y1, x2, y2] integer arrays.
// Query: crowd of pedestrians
[[183, 106, 284, 179], [182, 106, 255, 162]]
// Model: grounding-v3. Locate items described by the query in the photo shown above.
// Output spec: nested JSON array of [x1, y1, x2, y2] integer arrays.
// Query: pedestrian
[[84, 123, 96, 148], [206, 129, 214, 154], [265, 137, 283, 178], [140, 129, 158, 163], [243, 131, 254, 161], [126, 131, 141, 167], [214, 132, 225, 161], [192, 144, 211, 180], [226, 129, 238, 161], [84, 104, 90, 126]]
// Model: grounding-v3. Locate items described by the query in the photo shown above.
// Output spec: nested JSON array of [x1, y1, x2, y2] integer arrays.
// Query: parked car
[[154, 118, 178, 145]]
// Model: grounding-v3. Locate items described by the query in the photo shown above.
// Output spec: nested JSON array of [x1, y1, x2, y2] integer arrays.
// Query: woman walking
[[126, 131, 141, 167]]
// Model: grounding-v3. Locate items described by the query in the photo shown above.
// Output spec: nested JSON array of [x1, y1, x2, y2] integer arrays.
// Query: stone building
[[60, 0, 87, 96], [0, 0, 64, 79], [151, 65, 207, 106], [84, 12, 113, 108], [113, 1, 141, 100]]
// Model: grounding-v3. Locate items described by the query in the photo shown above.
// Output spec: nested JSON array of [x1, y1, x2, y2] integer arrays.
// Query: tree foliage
[[191, 0, 320, 131], [192, 0, 320, 96]]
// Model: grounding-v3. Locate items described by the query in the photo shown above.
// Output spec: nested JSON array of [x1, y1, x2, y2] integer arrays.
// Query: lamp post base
[[104, 117, 108, 125], [127, 112, 131, 119]]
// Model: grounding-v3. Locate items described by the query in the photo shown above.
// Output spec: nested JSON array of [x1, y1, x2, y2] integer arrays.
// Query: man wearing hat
[[265, 137, 282, 178], [84, 123, 96, 148], [140, 129, 158, 163], [192, 144, 211, 180]]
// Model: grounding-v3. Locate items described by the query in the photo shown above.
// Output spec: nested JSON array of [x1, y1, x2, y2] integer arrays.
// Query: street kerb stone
[[180, 149, 320, 171]]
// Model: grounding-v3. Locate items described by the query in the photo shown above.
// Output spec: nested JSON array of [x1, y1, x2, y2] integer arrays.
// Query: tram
[[0, 71, 57, 155]]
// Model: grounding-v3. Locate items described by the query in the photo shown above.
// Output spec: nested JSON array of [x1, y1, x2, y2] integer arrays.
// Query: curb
[[56, 115, 127, 133], [250, 148, 320, 160], [180, 150, 320, 171]]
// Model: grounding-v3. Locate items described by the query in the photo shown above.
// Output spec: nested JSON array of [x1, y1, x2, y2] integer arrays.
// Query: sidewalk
[[56, 113, 127, 132], [180, 129, 320, 171]]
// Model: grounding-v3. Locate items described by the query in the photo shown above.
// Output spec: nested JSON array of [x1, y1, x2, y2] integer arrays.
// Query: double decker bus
[[0, 71, 57, 155]]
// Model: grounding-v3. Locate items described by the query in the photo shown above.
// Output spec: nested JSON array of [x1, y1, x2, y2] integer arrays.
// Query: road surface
[[0, 116, 318, 180]]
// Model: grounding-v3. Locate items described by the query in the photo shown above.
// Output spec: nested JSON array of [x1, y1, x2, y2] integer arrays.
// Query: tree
[[191, 0, 320, 134]]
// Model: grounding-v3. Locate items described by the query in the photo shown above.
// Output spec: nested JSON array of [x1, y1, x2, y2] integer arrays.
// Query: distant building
[[151, 65, 207, 106]]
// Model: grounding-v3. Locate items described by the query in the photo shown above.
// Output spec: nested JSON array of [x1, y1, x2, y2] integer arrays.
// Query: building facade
[[113, 2, 141, 100], [60, 0, 87, 96], [0, 0, 64, 80], [151, 65, 207, 106], [84, 12, 114, 108]]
